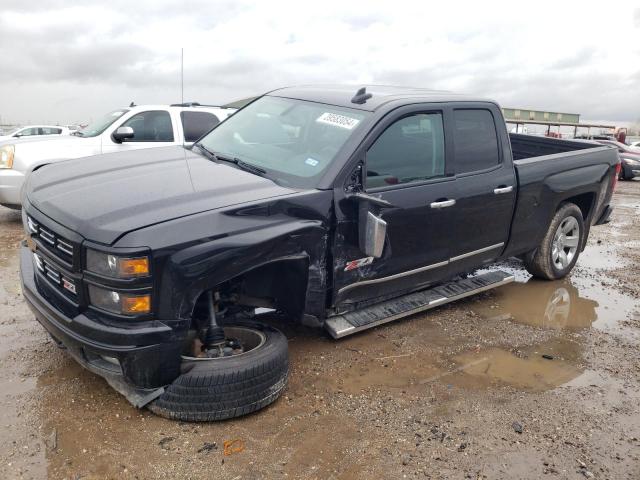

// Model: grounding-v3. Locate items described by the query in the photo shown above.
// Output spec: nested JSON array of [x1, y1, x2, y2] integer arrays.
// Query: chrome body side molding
[[338, 243, 505, 295], [449, 242, 504, 262]]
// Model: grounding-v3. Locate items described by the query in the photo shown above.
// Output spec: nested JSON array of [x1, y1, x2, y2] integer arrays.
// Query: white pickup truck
[[0, 103, 235, 209]]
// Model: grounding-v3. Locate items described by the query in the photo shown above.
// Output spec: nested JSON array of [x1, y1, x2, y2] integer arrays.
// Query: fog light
[[88, 284, 151, 315]]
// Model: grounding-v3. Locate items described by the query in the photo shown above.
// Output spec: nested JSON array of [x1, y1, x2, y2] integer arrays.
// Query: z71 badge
[[344, 257, 374, 272]]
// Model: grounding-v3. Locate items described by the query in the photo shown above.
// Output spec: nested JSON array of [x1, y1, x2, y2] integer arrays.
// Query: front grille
[[33, 252, 78, 297], [25, 212, 82, 310], [26, 215, 76, 265]]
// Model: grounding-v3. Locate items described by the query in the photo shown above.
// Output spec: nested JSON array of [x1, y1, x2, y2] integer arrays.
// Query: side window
[[180, 111, 220, 142], [17, 128, 37, 137], [41, 127, 62, 135], [366, 113, 445, 189], [453, 109, 500, 174], [120, 110, 174, 142]]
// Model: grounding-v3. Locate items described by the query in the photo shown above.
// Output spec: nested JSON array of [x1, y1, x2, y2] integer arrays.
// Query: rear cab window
[[452, 109, 500, 174]]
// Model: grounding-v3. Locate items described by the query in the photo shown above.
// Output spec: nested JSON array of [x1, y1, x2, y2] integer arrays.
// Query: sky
[[0, 0, 639, 128]]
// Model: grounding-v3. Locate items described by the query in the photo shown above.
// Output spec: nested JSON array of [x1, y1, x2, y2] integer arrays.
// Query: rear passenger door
[[448, 106, 516, 274]]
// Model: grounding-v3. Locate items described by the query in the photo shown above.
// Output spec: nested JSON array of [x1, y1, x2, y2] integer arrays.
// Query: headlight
[[622, 157, 640, 166], [88, 284, 151, 315], [0, 145, 14, 169], [86, 249, 150, 278]]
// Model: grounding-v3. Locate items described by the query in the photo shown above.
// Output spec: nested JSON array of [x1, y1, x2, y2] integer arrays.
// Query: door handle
[[493, 186, 514, 194], [430, 199, 456, 209]]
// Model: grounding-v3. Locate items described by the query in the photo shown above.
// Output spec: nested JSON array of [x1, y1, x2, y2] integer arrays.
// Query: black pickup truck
[[19, 86, 620, 421]]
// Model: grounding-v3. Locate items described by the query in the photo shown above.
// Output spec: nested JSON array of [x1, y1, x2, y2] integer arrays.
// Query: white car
[[630, 141, 640, 148], [0, 125, 70, 142], [0, 103, 235, 208]]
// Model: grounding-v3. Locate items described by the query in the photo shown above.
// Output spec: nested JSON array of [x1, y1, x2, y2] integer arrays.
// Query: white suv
[[0, 103, 235, 208]]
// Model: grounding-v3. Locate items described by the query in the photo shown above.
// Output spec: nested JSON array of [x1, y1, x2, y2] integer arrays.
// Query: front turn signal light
[[122, 294, 151, 314], [119, 257, 150, 277]]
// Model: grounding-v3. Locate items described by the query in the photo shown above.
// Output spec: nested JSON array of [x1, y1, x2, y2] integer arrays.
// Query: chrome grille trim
[[46, 269, 61, 283], [26, 215, 75, 260], [57, 239, 74, 256], [33, 252, 78, 297], [39, 227, 55, 245]]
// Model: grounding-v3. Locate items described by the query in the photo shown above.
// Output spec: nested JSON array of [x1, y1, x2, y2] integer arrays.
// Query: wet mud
[[1, 181, 640, 479]]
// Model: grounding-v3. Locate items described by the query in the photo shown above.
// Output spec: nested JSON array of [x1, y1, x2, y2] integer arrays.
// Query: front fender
[[163, 219, 329, 319]]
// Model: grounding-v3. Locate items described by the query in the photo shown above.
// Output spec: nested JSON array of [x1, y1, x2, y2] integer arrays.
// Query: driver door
[[333, 107, 455, 308]]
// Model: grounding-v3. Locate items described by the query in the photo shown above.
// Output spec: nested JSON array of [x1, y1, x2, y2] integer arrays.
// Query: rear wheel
[[148, 321, 288, 422], [524, 203, 584, 280]]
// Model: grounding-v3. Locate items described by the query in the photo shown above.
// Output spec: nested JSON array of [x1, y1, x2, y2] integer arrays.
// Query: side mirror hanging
[[347, 192, 393, 259]]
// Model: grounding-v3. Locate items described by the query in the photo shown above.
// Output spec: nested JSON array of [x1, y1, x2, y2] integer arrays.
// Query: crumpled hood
[[26, 146, 297, 244]]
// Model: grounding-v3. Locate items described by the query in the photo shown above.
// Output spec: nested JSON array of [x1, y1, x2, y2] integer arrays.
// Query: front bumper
[[0, 169, 24, 207], [20, 244, 182, 405]]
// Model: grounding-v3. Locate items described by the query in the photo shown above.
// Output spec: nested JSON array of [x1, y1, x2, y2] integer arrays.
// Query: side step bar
[[325, 271, 514, 339]]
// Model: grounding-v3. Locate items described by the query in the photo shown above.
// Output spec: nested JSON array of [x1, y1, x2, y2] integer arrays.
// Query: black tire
[[523, 203, 584, 280], [148, 321, 288, 422]]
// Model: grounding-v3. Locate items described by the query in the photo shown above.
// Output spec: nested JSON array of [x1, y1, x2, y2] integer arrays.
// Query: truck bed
[[505, 133, 618, 258], [509, 133, 601, 161]]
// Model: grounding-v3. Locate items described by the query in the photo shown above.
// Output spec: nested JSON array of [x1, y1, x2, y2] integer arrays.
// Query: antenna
[[181, 48, 184, 105], [351, 87, 372, 105]]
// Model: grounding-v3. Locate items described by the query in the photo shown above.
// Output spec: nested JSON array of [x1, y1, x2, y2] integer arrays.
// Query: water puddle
[[474, 279, 599, 330], [449, 340, 584, 392], [478, 255, 638, 335]]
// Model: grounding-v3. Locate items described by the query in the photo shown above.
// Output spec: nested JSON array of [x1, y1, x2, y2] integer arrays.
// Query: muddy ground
[[1, 180, 639, 480]]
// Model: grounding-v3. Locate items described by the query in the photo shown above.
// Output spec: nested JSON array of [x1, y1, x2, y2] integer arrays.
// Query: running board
[[325, 271, 514, 339]]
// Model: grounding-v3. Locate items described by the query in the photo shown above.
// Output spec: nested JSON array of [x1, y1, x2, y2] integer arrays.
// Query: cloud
[[0, 0, 639, 125]]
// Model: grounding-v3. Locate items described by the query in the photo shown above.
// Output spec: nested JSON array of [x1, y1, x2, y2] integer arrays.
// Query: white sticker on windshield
[[316, 112, 360, 130], [112, 111, 124, 116], [305, 158, 319, 167]]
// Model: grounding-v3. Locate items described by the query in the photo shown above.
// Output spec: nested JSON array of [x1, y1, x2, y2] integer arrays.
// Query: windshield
[[198, 96, 370, 188], [76, 109, 129, 137]]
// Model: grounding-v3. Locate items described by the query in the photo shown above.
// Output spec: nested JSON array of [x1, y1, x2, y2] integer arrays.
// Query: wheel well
[[192, 258, 310, 322], [562, 192, 595, 220]]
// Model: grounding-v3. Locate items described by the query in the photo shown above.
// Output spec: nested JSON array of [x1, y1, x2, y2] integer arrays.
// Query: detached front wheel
[[148, 321, 288, 422], [524, 203, 584, 280]]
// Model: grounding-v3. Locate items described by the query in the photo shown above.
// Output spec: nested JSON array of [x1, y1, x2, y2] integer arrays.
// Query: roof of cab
[[266, 85, 490, 111]]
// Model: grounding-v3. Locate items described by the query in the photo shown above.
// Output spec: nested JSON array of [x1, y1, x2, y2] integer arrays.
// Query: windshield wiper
[[194, 142, 217, 160], [235, 159, 266, 176], [194, 143, 266, 176]]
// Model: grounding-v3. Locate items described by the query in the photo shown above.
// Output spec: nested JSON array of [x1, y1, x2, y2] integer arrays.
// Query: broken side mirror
[[347, 192, 392, 258], [360, 207, 387, 258]]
